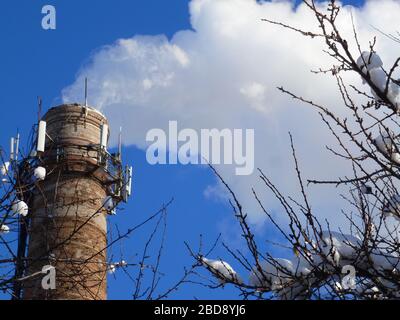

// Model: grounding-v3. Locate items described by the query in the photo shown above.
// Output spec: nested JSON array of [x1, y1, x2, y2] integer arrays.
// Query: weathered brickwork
[[23, 104, 109, 300]]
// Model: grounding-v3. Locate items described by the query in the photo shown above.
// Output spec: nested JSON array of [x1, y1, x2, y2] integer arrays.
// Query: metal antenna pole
[[15, 132, 20, 162], [85, 77, 88, 107], [118, 127, 122, 161], [10, 137, 15, 161], [37, 97, 42, 122]]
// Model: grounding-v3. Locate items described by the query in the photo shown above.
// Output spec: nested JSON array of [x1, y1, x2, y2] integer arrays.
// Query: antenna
[[10, 137, 15, 161], [100, 124, 108, 149], [83, 77, 89, 117], [118, 127, 122, 161], [123, 165, 132, 202], [37, 121, 47, 153], [84, 77, 88, 107], [37, 96, 42, 122], [15, 132, 20, 161]]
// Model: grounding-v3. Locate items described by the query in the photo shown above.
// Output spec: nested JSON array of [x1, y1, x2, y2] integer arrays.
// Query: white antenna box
[[37, 121, 47, 153]]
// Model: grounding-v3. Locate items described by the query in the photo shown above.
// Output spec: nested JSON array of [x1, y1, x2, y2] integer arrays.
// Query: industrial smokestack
[[23, 104, 124, 300]]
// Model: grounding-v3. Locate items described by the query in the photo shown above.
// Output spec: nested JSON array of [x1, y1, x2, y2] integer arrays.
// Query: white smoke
[[62, 0, 400, 226]]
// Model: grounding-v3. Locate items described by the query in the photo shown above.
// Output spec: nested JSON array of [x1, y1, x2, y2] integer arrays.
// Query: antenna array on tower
[[37, 121, 47, 153]]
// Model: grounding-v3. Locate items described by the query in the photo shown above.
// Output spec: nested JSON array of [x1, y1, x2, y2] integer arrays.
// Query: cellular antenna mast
[[83, 77, 89, 117], [15, 132, 20, 162], [84, 77, 88, 107], [118, 127, 122, 161], [37, 96, 42, 122], [23, 103, 132, 300]]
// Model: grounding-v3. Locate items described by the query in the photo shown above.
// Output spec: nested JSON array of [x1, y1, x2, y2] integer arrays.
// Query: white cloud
[[240, 82, 268, 113], [62, 0, 400, 227]]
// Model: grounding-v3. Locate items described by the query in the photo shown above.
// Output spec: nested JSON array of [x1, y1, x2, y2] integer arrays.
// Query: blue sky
[[0, 0, 367, 300]]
